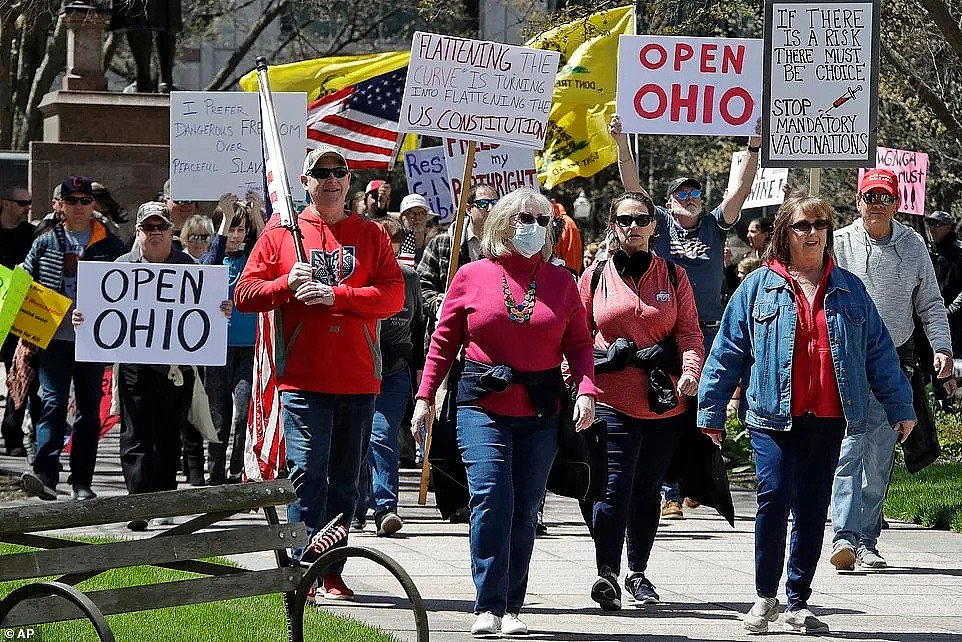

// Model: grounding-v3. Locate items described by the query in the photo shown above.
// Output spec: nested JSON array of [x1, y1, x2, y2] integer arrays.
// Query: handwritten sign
[[169, 91, 308, 201], [727, 151, 790, 209], [10, 281, 73, 349], [762, 0, 880, 167], [616, 35, 763, 136], [443, 139, 540, 206], [403, 147, 453, 224], [75, 263, 229, 366], [857, 147, 928, 215], [398, 32, 560, 148], [0, 266, 32, 344]]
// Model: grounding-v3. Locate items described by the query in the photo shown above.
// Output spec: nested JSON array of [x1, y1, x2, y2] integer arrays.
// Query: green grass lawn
[[0, 541, 401, 642], [884, 463, 962, 533]]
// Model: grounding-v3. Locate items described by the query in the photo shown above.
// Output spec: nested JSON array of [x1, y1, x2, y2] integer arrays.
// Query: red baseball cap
[[366, 179, 386, 194], [858, 169, 898, 197]]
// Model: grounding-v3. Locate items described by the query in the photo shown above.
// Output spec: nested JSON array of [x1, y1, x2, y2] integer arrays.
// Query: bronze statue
[[109, 0, 181, 93]]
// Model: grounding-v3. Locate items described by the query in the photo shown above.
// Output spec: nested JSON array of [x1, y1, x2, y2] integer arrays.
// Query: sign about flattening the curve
[[762, 0, 880, 167], [443, 139, 539, 207], [398, 32, 560, 148], [616, 35, 763, 136], [169, 91, 308, 201], [75, 263, 229, 367]]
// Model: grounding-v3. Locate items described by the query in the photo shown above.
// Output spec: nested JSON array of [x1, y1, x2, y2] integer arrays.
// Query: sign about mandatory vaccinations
[[762, 0, 880, 167], [169, 91, 308, 201], [443, 139, 539, 206], [616, 35, 763, 136], [403, 147, 453, 224], [75, 263, 229, 367], [398, 32, 560, 148], [857, 146, 928, 215], [727, 151, 790, 209]]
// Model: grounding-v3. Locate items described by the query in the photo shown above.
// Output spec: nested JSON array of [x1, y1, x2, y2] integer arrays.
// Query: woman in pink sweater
[[412, 187, 597, 637], [580, 191, 704, 610]]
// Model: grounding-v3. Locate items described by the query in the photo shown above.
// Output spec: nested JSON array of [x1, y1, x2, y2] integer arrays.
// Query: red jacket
[[235, 207, 404, 394]]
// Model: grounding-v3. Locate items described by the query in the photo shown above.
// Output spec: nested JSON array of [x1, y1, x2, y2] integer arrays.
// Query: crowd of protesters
[[1, 122, 958, 637]]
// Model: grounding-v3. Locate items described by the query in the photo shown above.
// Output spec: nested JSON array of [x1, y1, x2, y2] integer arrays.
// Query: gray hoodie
[[834, 217, 951, 354]]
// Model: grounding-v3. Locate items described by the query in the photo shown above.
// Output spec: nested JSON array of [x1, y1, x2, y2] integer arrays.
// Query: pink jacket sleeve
[[562, 276, 598, 397], [672, 267, 706, 377], [416, 268, 468, 401]]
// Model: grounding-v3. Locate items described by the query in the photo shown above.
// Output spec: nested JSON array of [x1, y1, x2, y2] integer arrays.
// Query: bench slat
[[1, 567, 302, 627], [0, 524, 306, 582], [0, 481, 296, 535]]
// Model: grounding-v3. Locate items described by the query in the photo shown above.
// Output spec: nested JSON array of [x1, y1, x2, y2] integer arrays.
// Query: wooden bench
[[0, 480, 429, 642]]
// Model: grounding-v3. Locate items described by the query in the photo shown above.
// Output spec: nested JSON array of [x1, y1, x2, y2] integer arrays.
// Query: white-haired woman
[[412, 187, 598, 637], [181, 214, 214, 262]]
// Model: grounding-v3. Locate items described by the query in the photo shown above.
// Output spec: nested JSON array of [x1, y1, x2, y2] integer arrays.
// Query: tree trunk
[[0, 14, 15, 149], [15, 10, 66, 150]]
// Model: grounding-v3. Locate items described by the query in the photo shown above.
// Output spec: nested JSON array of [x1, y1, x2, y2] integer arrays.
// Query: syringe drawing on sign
[[820, 85, 863, 115]]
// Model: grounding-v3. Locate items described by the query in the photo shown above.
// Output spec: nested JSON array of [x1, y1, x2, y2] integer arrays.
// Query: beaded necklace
[[502, 262, 539, 323]]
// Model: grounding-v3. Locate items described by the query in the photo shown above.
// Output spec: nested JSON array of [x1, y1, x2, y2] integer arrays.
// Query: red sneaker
[[322, 574, 355, 601]]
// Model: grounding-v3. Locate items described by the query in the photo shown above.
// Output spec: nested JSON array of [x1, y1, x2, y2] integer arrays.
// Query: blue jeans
[[592, 406, 683, 575], [281, 390, 375, 570], [752, 415, 844, 609], [457, 405, 559, 616], [33, 339, 105, 488], [359, 367, 410, 516], [831, 394, 899, 550]]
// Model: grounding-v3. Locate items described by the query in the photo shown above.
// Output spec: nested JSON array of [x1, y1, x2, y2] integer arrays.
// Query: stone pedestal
[[39, 92, 170, 145], [63, 3, 110, 91]]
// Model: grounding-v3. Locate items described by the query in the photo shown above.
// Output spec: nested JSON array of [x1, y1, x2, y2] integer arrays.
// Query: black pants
[[205, 347, 253, 482], [119, 364, 194, 494], [1, 335, 39, 453]]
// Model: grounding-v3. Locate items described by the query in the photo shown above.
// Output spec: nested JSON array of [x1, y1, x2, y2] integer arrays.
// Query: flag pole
[[256, 56, 307, 263], [418, 139, 477, 506]]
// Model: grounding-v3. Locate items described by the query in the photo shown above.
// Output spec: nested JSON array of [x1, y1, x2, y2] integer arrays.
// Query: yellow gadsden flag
[[527, 5, 633, 188]]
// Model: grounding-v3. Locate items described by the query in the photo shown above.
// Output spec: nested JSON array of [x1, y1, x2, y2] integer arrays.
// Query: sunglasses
[[789, 219, 831, 233], [187, 233, 211, 242], [139, 222, 172, 232], [63, 196, 94, 206], [171, 199, 198, 207], [860, 192, 896, 206], [514, 212, 551, 227], [307, 167, 349, 179], [615, 213, 653, 228], [471, 198, 498, 210], [9, 199, 31, 207], [674, 189, 702, 201]]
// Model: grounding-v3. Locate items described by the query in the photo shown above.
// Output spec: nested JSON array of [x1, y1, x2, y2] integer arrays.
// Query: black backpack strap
[[590, 259, 607, 298], [666, 260, 677, 293]]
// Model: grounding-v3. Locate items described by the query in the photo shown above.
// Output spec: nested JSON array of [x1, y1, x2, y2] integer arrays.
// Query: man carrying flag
[[235, 145, 404, 600]]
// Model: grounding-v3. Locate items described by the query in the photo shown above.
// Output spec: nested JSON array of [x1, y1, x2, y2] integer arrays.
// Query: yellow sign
[[0, 265, 32, 344], [10, 281, 73, 349]]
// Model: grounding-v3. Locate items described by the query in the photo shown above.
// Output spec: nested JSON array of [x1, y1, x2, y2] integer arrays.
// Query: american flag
[[397, 230, 417, 268], [245, 310, 285, 481], [306, 67, 407, 169]]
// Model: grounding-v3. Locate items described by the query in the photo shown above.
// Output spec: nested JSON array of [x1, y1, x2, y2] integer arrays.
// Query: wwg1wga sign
[[4, 628, 36, 639]]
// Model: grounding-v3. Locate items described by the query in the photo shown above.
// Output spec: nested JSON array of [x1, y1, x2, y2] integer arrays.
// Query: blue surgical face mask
[[512, 222, 546, 258]]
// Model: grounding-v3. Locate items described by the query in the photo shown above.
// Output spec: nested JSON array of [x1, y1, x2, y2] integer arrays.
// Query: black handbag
[[546, 387, 608, 503]]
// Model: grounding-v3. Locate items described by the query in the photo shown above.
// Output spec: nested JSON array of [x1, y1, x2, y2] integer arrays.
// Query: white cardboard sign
[[75, 262, 229, 367], [169, 91, 308, 201], [727, 151, 790, 209], [443, 139, 539, 207], [403, 147, 453, 224], [398, 32, 560, 148], [616, 35, 763, 136]]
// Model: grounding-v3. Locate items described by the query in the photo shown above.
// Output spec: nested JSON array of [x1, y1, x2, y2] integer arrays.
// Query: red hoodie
[[767, 257, 843, 418], [234, 207, 404, 394]]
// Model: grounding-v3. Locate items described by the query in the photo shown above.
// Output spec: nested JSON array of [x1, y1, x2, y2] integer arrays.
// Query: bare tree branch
[[881, 39, 962, 142], [919, 0, 962, 64], [203, 0, 288, 90], [15, 9, 65, 149]]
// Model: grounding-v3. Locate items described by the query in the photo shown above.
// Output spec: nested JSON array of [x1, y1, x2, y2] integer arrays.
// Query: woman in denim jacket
[[697, 195, 914, 635]]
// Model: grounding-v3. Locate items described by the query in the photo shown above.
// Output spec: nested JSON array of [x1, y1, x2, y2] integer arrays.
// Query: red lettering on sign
[[639, 44, 667, 70]]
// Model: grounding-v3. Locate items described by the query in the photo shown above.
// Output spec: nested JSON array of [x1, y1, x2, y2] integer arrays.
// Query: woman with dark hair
[[726, 216, 773, 297], [698, 195, 914, 635], [581, 191, 704, 611]]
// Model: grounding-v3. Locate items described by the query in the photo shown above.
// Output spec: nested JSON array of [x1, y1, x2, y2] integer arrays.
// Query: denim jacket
[[697, 264, 914, 432]]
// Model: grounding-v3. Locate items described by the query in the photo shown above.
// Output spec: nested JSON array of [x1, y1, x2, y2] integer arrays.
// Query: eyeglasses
[[187, 233, 211, 242], [63, 196, 94, 206], [471, 198, 498, 210], [171, 200, 198, 207], [139, 222, 172, 232], [615, 213, 653, 228], [514, 212, 551, 227], [674, 189, 702, 201], [9, 199, 31, 207], [860, 192, 896, 206], [402, 208, 428, 218], [789, 219, 831, 233], [307, 167, 349, 180]]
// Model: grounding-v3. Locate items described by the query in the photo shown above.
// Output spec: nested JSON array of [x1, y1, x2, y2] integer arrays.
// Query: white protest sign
[[616, 35, 763, 136], [398, 32, 560, 148], [762, 1, 879, 167], [443, 139, 540, 207], [169, 91, 308, 201], [727, 151, 789, 209], [75, 262, 229, 367], [403, 147, 453, 224], [857, 146, 928, 215]]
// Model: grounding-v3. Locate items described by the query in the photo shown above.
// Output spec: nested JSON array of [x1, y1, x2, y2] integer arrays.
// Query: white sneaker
[[501, 612, 528, 636], [856, 546, 887, 568], [783, 608, 829, 634], [743, 597, 779, 633], [152, 517, 175, 526], [470, 611, 501, 637]]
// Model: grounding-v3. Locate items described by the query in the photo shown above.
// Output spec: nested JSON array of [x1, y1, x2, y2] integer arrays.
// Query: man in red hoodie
[[234, 146, 404, 600]]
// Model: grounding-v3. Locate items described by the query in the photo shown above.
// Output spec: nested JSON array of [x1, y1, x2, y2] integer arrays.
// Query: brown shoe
[[661, 500, 684, 520], [683, 497, 700, 509]]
